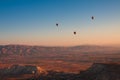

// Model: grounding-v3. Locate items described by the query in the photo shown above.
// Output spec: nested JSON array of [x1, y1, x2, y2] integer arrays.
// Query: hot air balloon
[[74, 31, 76, 35], [56, 23, 58, 26], [91, 16, 94, 20]]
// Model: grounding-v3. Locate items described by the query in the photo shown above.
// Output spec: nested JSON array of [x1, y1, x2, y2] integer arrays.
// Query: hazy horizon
[[0, 43, 120, 47], [0, 0, 120, 46]]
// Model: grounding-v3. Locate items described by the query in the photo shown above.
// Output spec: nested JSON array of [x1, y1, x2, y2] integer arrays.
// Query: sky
[[0, 0, 120, 46]]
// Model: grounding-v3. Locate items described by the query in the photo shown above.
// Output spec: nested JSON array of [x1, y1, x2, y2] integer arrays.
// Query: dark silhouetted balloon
[[74, 32, 76, 35], [91, 16, 94, 20], [56, 23, 58, 26]]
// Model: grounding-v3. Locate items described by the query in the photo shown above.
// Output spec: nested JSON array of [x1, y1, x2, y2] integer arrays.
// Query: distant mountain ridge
[[0, 45, 118, 55]]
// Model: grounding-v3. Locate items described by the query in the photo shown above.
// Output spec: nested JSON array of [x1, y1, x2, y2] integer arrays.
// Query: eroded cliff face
[[0, 64, 46, 80]]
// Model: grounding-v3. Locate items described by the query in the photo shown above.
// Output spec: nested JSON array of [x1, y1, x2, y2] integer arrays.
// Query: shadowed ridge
[[79, 63, 120, 80], [27, 63, 120, 80]]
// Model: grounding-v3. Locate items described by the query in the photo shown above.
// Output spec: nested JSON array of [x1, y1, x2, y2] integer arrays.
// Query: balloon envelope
[[74, 32, 76, 35], [91, 16, 94, 20], [56, 23, 58, 26]]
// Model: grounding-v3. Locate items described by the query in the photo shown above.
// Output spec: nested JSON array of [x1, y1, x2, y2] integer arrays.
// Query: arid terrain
[[0, 45, 120, 80]]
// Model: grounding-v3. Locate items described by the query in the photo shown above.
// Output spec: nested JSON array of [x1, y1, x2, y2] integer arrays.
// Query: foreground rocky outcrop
[[79, 63, 120, 80], [28, 63, 120, 80], [0, 64, 46, 80], [0, 63, 120, 80]]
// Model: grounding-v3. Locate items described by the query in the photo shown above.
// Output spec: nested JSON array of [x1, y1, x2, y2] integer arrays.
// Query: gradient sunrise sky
[[0, 0, 120, 46]]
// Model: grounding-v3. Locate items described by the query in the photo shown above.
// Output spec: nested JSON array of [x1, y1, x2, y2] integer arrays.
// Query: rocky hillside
[[0, 63, 120, 80], [30, 63, 120, 80], [0, 64, 46, 80], [79, 63, 120, 80]]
